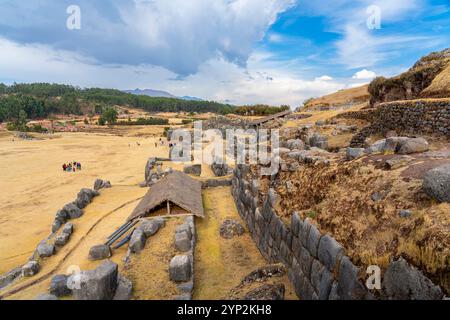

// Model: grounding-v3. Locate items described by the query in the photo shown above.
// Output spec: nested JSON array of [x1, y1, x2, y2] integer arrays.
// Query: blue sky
[[0, 0, 448, 106]]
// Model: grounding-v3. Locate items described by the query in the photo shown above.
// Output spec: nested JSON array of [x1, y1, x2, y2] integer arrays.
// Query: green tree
[[101, 107, 118, 125]]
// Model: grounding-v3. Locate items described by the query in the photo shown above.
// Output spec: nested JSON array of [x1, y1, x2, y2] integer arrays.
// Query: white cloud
[[315, 75, 333, 81], [352, 69, 376, 80], [0, 38, 347, 108]]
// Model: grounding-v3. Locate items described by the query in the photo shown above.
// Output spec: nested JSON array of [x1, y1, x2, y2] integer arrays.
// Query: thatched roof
[[128, 171, 204, 221], [250, 110, 292, 126]]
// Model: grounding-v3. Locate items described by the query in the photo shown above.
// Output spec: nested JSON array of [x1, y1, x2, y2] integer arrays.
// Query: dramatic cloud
[[0, 0, 294, 75]]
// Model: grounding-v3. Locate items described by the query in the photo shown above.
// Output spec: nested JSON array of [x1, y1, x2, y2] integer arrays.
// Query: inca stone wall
[[347, 100, 450, 147], [231, 164, 445, 300]]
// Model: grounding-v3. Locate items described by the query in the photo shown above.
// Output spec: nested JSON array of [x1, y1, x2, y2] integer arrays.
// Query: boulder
[[94, 179, 112, 191], [243, 284, 285, 300], [397, 137, 429, 154], [88, 245, 112, 261], [138, 219, 165, 238], [35, 293, 58, 300], [399, 210, 412, 218], [382, 258, 443, 300], [176, 224, 192, 241], [37, 242, 55, 258], [183, 164, 202, 176], [423, 164, 450, 203], [50, 274, 72, 297], [129, 229, 146, 253], [317, 235, 344, 272], [62, 222, 74, 236], [75, 188, 99, 209], [169, 255, 192, 282], [52, 219, 63, 233], [55, 233, 71, 247], [219, 219, 245, 239], [365, 139, 386, 154], [285, 139, 305, 150], [383, 137, 409, 153], [178, 281, 194, 294], [309, 133, 328, 150], [71, 261, 119, 300], [346, 148, 366, 161], [63, 203, 83, 220], [22, 261, 40, 277], [113, 276, 133, 300], [175, 232, 192, 252]]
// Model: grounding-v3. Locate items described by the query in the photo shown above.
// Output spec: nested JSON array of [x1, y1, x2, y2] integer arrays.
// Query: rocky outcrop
[[423, 164, 450, 202], [36, 242, 55, 258], [76, 189, 99, 209], [382, 258, 444, 300]]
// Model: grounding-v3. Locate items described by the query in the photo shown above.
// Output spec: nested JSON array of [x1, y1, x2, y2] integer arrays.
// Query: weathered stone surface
[[397, 137, 429, 154], [183, 164, 202, 176], [290, 212, 301, 236], [318, 267, 334, 300], [299, 246, 313, 278], [299, 219, 311, 247], [63, 203, 83, 219], [22, 261, 40, 277], [0, 267, 22, 289], [55, 233, 71, 247], [145, 157, 157, 182], [336, 256, 367, 300], [138, 219, 164, 238], [76, 188, 99, 209], [37, 242, 55, 258], [423, 164, 450, 203], [244, 284, 285, 300], [175, 232, 192, 252], [178, 281, 194, 294], [399, 209, 412, 218], [382, 257, 443, 300], [113, 276, 133, 300], [71, 261, 119, 300], [220, 219, 245, 239], [169, 255, 192, 282], [88, 245, 112, 261], [50, 274, 72, 297], [346, 148, 366, 161], [306, 224, 321, 258], [94, 179, 112, 191], [318, 235, 344, 271], [62, 222, 74, 236], [176, 223, 192, 240], [35, 293, 58, 300], [52, 219, 63, 234], [385, 156, 413, 170], [309, 133, 328, 150], [365, 139, 386, 154], [285, 139, 305, 150], [129, 229, 146, 253]]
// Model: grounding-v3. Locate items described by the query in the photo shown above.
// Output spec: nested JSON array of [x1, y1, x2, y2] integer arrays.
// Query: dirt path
[[194, 187, 297, 300]]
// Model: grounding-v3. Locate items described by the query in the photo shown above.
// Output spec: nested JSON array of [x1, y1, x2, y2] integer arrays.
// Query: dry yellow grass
[[422, 63, 450, 97], [0, 130, 170, 274], [303, 85, 369, 110], [194, 187, 297, 300]]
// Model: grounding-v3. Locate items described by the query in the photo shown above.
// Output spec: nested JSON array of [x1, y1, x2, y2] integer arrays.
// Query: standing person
[[77, 162, 81, 170], [63, 164, 67, 172]]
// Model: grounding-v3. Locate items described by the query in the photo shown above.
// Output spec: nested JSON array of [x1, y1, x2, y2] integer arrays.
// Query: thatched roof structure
[[128, 171, 204, 221], [250, 110, 292, 127]]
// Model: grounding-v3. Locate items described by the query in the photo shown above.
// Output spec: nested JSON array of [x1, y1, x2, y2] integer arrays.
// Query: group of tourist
[[62, 161, 82, 172]]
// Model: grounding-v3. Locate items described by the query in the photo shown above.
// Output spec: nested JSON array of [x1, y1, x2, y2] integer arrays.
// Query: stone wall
[[348, 100, 450, 147], [231, 164, 445, 300]]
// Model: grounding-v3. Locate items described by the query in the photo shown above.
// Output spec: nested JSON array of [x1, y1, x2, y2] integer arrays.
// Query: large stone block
[[175, 232, 192, 252], [88, 245, 112, 261], [50, 274, 72, 297], [71, 261, 119, 300], [169, 255, 192, 282], [139, 219, 165, 238], [299, 246, 313, 278], [423, 164, 450, 203], [318, 235, 344, 272], [113, 276, 133, 300], [336, 256, 367, 300], [37, 242, 55, 258], [22, 261, 40, 277], [291, 212, 301, 236], [63, 203, 83, 220], [129, 229, 146, 253], [306, 224, 321, 258], [382, 257, 443, 300]]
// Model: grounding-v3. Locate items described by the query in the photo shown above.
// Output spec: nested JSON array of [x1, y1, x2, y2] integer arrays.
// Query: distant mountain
[[180, 96, 204, 101], [124, 88, 176, 98], [124, 89, 204, 101]]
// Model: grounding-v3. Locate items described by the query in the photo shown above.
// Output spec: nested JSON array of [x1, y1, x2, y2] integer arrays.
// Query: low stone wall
[[231, 164, 445, 300], [349, 100, 450, 147]]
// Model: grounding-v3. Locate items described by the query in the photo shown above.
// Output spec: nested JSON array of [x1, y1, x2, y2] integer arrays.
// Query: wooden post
[[167, 200, 171, 215]]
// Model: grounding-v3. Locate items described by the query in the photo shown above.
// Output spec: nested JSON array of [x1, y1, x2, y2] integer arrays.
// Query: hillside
[[369, 47, 450, 105], [302, 85, 369, 111]]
